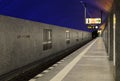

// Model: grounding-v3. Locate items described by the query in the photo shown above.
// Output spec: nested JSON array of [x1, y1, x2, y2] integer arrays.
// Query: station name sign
[[86, 18, 101, 24]]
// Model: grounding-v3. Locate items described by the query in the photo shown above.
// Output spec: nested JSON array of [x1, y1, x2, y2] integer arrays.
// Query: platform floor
[[29, 37, 114, 81]]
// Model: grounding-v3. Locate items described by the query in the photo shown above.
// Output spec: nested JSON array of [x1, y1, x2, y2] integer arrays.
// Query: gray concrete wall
[[102, 25, 108, 50], [109, 13, 114, 61], [102, 13, 114, 61], [0, 15, 92, 76], [115, 0, 120, 81], [104, 0, 120, 80]]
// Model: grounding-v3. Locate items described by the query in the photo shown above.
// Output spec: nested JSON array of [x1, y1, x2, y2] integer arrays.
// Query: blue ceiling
[[0, 0, 113, 32]]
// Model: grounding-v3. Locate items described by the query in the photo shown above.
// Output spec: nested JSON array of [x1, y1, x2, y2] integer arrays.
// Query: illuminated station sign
[[86, 18, 101, 24]]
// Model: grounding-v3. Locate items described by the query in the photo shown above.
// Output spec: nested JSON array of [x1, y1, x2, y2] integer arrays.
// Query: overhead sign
[[86, 18, 101, 24]]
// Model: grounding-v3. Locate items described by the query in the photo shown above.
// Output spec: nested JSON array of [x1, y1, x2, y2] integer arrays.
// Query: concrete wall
[[0, 15, 92, 76], [102, 10, 114, 62], [115, 0, 120, 81], [103, 0, 120, 80]]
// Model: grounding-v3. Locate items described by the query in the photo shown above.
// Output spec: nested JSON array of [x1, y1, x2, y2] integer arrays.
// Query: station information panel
[[86, 18, 101, 24]]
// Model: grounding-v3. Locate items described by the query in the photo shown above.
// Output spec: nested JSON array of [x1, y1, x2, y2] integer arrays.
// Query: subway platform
[[29, 37, 114, 81]]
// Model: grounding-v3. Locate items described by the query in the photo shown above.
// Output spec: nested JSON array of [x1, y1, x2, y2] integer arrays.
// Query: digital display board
[[86, 18, 101, 24]]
